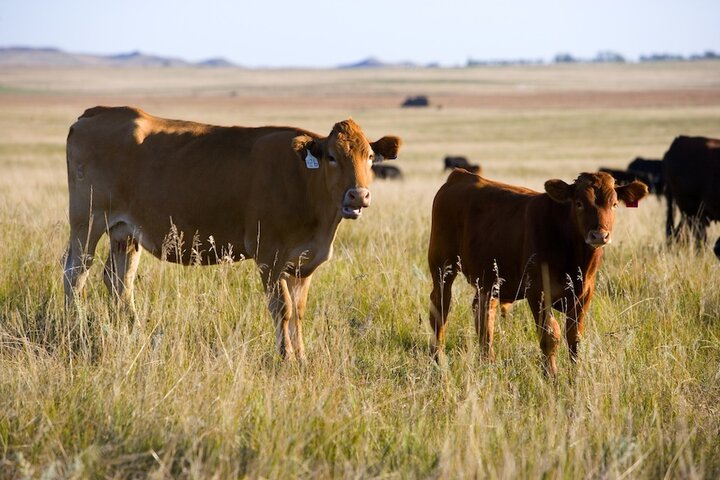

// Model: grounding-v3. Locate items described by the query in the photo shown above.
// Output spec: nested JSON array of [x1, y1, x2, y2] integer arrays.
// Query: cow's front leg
[[263, 273, 295, 360], [566, 288, 593, 364], [287, 274, 312, 362], [528, 292, 561, 377]]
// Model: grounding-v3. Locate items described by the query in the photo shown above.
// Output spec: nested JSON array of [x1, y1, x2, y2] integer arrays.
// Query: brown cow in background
[[427, 171, 647, 375]]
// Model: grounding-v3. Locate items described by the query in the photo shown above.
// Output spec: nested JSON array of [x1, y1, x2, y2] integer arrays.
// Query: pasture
[[1, 63, 719, 478]]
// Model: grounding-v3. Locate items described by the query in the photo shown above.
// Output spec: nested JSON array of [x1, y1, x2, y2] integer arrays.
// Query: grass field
[[1, 62, 720, 478]]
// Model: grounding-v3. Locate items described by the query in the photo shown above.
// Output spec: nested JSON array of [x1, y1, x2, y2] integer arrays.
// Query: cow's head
[[293, 119, 401, 219], [545, 172, 648, 248]]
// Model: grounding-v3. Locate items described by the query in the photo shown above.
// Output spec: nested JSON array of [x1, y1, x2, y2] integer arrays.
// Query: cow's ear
[[292, 135, 324, 161], [371, 136, 402, 162], [616, 180, 649, 205], [545, 179, 573, 203]]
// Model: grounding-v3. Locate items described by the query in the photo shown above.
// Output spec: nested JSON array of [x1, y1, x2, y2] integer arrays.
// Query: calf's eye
[[575, 201, 583, 208]]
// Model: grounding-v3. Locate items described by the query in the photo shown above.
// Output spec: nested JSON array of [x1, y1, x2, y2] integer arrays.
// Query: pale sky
[[1, 0, 718, 67]]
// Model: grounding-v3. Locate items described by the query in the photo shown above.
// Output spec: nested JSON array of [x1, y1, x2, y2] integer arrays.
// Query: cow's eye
[[328, 155, 337, 163], [369, 153, 375, 162], [575, 201, 583, 209], [612, 202, 618, 209]]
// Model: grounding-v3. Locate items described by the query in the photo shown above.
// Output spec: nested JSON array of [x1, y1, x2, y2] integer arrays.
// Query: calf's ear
[[292, 135, 324, 160], [545, 179, 573, 203], [616, 180, 649, 205], [371, 136, 402, 162]]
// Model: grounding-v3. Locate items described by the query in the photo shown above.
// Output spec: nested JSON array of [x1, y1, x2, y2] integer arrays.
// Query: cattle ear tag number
[[626, 200, 638, 208], [305, 151, 319, 169]]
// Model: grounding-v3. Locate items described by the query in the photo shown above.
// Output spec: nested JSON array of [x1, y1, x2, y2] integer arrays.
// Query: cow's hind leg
[[103, 224, 142, 316], [287, 275, 312, 362], [428, 263, 457, 363], [473, 290, 498, 361], [63, 220, 105, 309]]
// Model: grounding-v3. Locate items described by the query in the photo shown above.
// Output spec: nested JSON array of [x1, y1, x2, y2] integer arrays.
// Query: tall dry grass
[[1, 63, 719, 478]]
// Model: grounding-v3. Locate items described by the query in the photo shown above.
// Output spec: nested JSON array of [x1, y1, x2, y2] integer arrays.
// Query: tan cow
[[64, 106, 401, 360], [428, 170, 647, 375]]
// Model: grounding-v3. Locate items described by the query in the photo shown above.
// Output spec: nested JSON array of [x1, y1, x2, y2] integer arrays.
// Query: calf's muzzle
[[586, 229, 611, 247]]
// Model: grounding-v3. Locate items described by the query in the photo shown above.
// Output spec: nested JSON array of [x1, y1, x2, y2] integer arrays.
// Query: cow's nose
[[588, 230, 611, 246], [345, 188, 371, 208]]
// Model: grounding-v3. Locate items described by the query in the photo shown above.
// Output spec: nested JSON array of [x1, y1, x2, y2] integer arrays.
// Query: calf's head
[[293, 119, 401, 219], [545, 172, 648, 248]]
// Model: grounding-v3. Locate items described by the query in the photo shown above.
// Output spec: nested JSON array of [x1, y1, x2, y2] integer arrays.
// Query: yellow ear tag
[[305, 151, 319, 169]]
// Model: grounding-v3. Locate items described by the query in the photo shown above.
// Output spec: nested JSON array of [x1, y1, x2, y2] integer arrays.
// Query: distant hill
[[0, 47, 238, 68], [339, 56, 421, 69]]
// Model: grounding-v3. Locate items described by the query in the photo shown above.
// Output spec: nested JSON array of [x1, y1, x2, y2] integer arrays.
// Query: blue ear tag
[[305, 151, 319, 169]]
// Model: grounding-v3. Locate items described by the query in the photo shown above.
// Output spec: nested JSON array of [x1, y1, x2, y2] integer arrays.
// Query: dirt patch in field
[[3, 88, 720, 111]]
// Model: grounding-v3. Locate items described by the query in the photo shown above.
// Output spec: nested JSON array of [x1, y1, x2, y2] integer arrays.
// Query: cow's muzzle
[[586, 229, 611, 248], [342, 188, 371, 219]]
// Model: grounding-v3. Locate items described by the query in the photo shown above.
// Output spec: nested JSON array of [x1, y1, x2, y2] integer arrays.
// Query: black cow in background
[[600, 157, 664, 197], [444, 156, 481, 174], [628, 157, 664, 195], [663, 135, 720, 258], [371, 164, 403, 180]]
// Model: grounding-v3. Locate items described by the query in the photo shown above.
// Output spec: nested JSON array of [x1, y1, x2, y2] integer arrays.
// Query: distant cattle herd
[[62, 107, 719, 376], [599, 136, 720, 257]]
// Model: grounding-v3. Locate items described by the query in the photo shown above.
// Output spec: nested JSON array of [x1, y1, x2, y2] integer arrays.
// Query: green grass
[[1, 63, 719, 478]]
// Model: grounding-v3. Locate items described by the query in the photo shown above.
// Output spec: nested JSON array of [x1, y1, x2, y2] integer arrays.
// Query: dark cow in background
[[401, 96, 429, 107], [663, 135, 720, 257], [600, 157, 664, 196], [628, 157, 664, 195], [371, 164, 403, 180], [427, 171, 648, 376], [443, 156, 481, 174]]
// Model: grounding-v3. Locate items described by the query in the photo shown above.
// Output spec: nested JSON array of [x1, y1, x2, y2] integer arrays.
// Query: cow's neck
[[310, 179, 344, 232], [285, 175, 344, 277], [573, 238, 604, 279], [565, 212, 605, 284]]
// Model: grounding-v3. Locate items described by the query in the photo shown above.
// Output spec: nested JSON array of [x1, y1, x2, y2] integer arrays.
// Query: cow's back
[[66, 106, 311, 260], [429, 170, 538, 298]]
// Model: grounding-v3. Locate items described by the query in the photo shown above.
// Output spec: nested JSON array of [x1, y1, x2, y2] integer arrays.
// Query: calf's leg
[[528, 292, 561, 376], [566, 286, 594, 364]]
